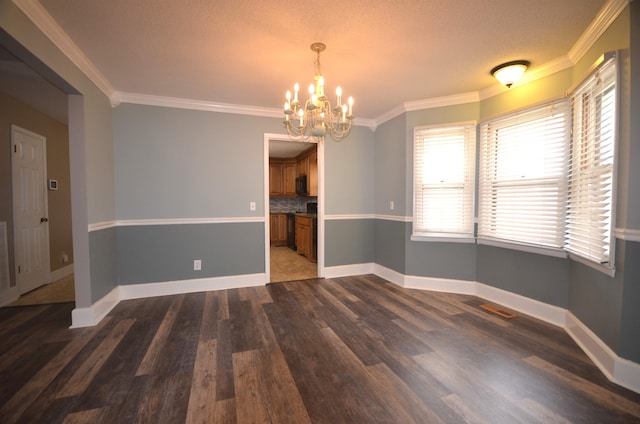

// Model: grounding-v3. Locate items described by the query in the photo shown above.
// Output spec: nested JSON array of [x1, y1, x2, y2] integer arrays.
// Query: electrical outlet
[[193, 259, 202, 271], [62, 252, 69, 264], [250, 201, 256, 211], [390, 201, 395, 210]]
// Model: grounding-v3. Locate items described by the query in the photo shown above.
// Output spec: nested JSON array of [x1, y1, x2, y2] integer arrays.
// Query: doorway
[[264, 134, 324, 283], [0, 32, 77, 308]]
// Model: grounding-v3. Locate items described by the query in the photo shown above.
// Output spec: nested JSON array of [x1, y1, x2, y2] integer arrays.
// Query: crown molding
[[404, 92, 480, 112], [14, 0, 628, 129], [372, 104, 407, 129], [13, 0, 116, 101], [568, 0, 629, 64], [115, 92, 283, 118], [115, 91, 376, 129]]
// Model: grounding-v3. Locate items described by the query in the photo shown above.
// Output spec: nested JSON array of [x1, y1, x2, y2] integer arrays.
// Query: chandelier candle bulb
[[282, 42, 354, 142]]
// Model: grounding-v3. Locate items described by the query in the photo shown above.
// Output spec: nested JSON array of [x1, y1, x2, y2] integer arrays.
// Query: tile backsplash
[[270, 197, 318, 213]]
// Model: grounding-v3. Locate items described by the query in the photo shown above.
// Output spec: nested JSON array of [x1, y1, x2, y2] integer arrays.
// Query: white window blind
[[566, 54, 617, 266], [413, 123, 476, 238], [478, 100, 570, 249]]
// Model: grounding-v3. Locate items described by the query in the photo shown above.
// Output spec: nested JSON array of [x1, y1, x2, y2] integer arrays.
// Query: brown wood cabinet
[[270, 214, 287, 246], [295, 215, 316, 262], [269, 163, 284, 197], [269, 160, 296, 197], [295, 146, 318, 196], [283, 162, 296, 197], [308, 150, 318, 196]]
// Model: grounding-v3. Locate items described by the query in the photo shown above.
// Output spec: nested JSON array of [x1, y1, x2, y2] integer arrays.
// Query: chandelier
[[283, 42, 354, 142]]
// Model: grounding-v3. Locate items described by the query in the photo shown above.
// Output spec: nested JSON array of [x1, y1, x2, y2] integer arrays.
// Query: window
[[565, 54, 617, 269], [413, 123, 476, 240], [478, 100, 570, 251]]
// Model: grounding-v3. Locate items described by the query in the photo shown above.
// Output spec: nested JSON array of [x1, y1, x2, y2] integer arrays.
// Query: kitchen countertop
[[270, 212, 317, 217], [294, 213, 317, 218]]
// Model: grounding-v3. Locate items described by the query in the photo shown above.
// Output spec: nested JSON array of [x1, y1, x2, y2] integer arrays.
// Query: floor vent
[[480, 303, 517, 319]]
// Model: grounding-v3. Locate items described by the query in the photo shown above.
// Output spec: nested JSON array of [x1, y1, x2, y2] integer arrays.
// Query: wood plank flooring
[[1, 274, 640, 423]]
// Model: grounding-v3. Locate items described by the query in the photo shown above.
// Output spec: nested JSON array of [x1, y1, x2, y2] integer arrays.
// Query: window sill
[[477, 238, 568, 258], [411, 234, 476, 243]]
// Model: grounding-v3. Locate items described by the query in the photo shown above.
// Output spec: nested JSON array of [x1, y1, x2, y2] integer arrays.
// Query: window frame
[[411, 121, 476, 242], [477, 99, 571, 255], [565, 52, 619, 276]]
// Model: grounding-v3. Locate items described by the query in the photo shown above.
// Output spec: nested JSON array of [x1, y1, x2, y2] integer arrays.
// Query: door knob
[[40, 217, 48, 223]]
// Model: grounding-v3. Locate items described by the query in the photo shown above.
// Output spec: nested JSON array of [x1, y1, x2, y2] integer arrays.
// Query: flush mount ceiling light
[[491, 60, 531, 88], [283, 42, 354, 142]]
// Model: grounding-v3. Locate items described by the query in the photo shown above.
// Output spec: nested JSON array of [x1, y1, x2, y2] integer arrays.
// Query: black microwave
[[296, 174, 307, 195]]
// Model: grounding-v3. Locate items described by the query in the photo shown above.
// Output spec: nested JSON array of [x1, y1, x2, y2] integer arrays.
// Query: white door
[[11, 125, 50, 294]]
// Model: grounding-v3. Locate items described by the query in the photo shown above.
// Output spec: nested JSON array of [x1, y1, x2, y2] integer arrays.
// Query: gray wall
[[324, 125, 375, 215], [113, 103, 375, 283], [325, 219, 375, 267], [117, 223, 264, 285], [617, 0, 640, 362], [89, 227, 117, 302], [113, 104, 280, 219]]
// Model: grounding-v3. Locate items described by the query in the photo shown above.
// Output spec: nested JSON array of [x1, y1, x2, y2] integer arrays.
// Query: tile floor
[[270, 245, 317, 282]]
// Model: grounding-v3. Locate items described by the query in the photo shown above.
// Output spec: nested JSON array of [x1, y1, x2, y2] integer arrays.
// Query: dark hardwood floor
[[2, 274, 640, 423]]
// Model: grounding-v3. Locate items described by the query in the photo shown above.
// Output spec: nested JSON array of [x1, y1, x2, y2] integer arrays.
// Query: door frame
[[263, 133, 324, 282], [11, 124, 51, 294]]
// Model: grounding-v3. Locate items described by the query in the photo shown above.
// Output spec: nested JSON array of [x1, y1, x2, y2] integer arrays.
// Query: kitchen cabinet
[[297, 155, 309, 182], [269, 163, 284, 196], [295, 215, 316, 262], [269, 160, 296, 197], [283, 162, 296, 197], [295, 146, 318, 196], [270, 213, 287, 246], [308, 150, 318, 196]]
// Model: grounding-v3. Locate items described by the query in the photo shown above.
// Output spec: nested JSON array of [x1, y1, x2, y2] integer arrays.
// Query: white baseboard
[[372, 264, 405, 287], [70, 286, 120, 328], [324, 263, 374, 279], [119, 273, 266, 300], [405, 274, 476, 295], [70, 273, 266, 328], [50, 263, 74, 282], [475, 282, 567, 327], [566, 312, 640, 394]]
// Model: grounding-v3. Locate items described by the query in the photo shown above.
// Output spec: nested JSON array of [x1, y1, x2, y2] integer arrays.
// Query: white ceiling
[[33, 0, 609, 121]]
